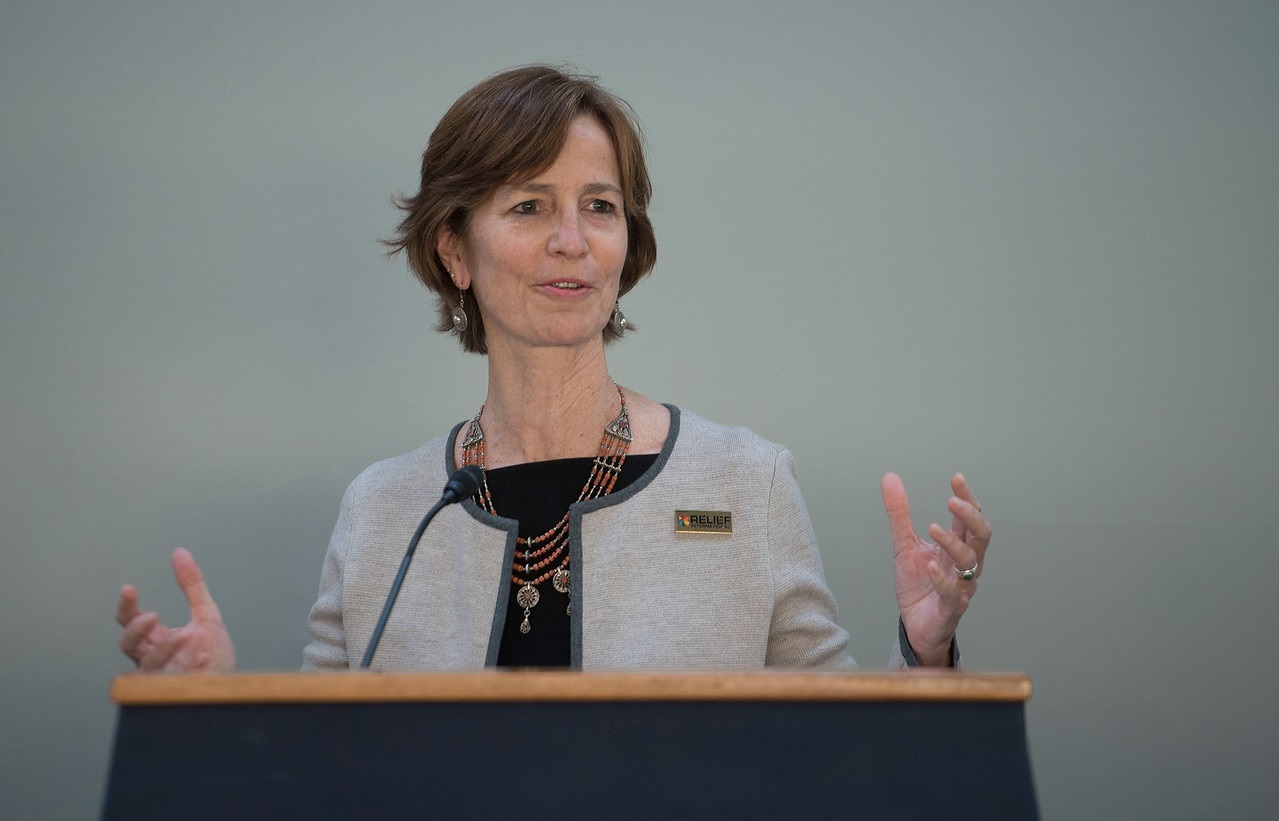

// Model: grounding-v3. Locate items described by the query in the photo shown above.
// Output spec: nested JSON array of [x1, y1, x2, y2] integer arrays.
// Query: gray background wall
[[2, 1, 1276, 817]]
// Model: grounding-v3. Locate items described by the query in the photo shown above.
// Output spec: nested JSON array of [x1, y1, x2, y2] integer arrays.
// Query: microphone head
[[442, 464, 485, 503]]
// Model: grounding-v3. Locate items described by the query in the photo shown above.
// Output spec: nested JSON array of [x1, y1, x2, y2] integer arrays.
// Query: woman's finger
[[948, 474, 981, 538], [949, 497, 992, 550], [138, 631, 182, 672], [118, 611, 161, 662], [171, 548, 225, 625], [928, 522, 980, 580], [924, 559, 973, 612], [881, 473, 922, 556], [116, 585, 142, 629]]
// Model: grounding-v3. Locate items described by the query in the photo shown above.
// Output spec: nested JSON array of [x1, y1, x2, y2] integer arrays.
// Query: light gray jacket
[[303, 407, 906, 670]]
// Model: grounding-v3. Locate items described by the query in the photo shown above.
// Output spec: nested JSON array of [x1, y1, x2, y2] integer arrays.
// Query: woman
[[116, 66, 990, 672]]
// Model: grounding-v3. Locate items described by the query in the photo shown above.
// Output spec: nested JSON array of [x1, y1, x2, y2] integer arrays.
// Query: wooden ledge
[[112, 670, 1031, 705]]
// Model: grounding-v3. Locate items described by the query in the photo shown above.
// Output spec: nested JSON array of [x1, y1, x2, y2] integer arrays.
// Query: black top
[[486, 453, 658, 667]]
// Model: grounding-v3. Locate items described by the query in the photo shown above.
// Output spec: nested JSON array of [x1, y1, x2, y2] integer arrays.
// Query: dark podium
[[104, 670, 1037, 819]]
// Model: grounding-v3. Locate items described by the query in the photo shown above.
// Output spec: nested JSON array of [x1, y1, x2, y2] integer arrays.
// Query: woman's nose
[[548, 211, 587, 257]]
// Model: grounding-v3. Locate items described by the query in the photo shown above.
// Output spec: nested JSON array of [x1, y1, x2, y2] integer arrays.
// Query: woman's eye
[[514, 201, 539, 214], [588, 199, 618, 214]]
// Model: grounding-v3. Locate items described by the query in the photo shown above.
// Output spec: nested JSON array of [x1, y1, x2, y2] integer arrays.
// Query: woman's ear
[[435, 228, 470, 289]]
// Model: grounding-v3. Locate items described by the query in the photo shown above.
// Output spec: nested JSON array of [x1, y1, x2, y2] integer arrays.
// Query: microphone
[[440, 464, 484, 505], [359, 465, 483, 669]]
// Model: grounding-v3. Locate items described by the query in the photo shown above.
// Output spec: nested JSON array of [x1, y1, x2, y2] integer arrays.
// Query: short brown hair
[[386, 65, 657, 354]]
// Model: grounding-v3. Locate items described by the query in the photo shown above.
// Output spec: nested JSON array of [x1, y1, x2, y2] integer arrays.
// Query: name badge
[[675, 510, 733, 535]]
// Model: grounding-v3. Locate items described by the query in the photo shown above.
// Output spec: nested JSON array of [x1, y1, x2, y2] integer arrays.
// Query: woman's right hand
[[116, 547, 236, 673]]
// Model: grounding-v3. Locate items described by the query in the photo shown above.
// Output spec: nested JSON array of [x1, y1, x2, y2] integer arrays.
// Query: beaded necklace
[[460, 383, 632, 635]]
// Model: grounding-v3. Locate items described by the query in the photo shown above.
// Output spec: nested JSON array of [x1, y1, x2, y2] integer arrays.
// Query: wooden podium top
[[111, 669, 1031, 705]]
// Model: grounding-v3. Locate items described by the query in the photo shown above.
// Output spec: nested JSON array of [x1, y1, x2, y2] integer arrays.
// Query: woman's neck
[[476, 344, 620, 467]]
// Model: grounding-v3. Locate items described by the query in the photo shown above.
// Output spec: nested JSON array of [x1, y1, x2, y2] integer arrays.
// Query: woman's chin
[[492, 325, 610, 356]]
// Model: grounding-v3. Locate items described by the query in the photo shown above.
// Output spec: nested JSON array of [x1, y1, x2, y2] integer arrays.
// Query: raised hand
[[116, 548, 236, 673], [881, 472, 991, 667]]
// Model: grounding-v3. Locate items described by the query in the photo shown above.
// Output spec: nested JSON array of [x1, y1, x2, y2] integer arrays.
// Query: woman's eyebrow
[[500, 181, 622, 197], [583, 182, 623, 197]]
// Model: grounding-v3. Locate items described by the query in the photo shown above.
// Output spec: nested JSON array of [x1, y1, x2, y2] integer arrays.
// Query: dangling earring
[[610, 301, 628, 335], [452, 288, 469, 333]]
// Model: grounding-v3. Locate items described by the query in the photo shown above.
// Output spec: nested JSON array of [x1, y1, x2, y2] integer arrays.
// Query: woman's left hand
[[881, 472, 991, 666]]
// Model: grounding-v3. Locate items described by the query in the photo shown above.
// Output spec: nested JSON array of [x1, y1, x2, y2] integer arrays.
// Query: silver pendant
[[552, 566, 570, 594], [516, 582, 539, 609]]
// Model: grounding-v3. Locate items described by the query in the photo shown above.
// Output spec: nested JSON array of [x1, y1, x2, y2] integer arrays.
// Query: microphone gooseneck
[[359, 465, 483, 669]]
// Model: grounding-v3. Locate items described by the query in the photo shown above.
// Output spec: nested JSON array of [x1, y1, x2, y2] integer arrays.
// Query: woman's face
[[438, 115, 629, 358]]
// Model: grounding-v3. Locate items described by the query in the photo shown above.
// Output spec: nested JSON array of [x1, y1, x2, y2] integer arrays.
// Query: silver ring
[[957, 561, 979, 581]]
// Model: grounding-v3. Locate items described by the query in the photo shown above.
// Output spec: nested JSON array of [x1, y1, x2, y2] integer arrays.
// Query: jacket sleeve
[[301, 479, 357, 670], [762, 447, 859, 669]]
